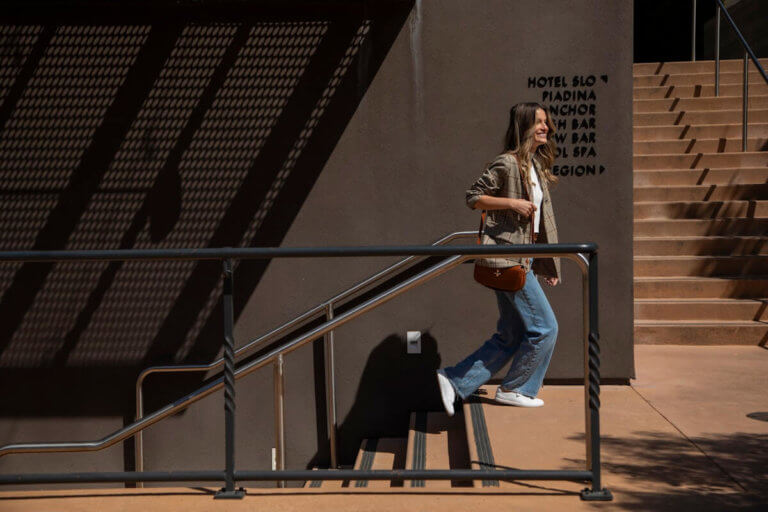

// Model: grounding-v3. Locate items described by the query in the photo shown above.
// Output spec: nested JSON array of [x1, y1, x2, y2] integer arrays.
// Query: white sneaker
[[436, 370, 456, 417], [494, 388, 544, 408]]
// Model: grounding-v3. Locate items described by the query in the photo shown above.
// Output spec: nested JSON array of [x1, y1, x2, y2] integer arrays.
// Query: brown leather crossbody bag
[[473, 162, 535, 292]]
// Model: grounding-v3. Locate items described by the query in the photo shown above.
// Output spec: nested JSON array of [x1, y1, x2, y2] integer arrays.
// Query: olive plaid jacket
[[466, 153, 561, 280]]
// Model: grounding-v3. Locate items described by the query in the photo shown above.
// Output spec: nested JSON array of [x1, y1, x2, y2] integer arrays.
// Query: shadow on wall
[[0, 0, 413, 418], [308, 332, 443, 468]]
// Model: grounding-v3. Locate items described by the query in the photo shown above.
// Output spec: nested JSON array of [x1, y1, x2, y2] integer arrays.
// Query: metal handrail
[[0, 242, 609, 500], [712, 0, 768, 152], [711, 0, 768, 87], [693, 0, 768, 151], [134, 231, 477, 471], [0, 250, 469, 459], [133, 230, 475, 477]]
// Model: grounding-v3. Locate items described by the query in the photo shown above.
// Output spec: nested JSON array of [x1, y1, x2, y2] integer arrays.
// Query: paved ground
[[1, 345, 766, 511]]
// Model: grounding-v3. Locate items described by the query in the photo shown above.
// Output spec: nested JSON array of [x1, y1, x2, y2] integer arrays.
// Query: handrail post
[[715, 4, 721, 96], [691, 0, 697, 61], [215, 258, 245, 499], [581, 257, 592, 472], [324, 303, 338, 469], [580, 252, 612, 501], [134, 396, 145, 488], [743, 51, 749, 152], [274, 353, 286, 488]]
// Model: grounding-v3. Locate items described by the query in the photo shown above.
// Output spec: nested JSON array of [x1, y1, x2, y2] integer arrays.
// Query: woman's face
[[532, 108, 549, 147]]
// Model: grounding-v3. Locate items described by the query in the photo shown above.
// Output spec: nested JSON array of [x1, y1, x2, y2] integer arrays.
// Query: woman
[[436, 102, 561, 415]]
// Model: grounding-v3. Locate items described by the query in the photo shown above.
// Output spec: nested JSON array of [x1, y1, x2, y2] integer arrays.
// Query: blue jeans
[[442, 270, 558, 399]]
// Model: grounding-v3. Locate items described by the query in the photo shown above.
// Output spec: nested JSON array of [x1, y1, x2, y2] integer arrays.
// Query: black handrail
[[0, 243, 596, 262], [714, 0, 768, 86], [0, 243, 611, 501]]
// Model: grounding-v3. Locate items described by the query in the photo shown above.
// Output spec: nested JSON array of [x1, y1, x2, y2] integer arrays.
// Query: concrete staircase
[[306, 410, 472, 489], [305, 387, 581, 491], [633, 59, 768, 345]]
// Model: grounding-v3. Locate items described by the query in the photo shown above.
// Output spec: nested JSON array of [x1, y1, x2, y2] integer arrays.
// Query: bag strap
[[476, 211, 486, 245], [522, 160, 535, 245]]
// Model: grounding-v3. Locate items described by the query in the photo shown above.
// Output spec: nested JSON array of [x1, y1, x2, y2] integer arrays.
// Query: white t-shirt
[[530, 161, 543, 234]]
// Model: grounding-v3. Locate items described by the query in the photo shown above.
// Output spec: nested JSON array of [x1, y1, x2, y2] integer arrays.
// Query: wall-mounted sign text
[[528, 74, 608, 177]]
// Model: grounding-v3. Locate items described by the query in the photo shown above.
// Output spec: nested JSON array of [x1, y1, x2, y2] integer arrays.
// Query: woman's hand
[[472, 196, 537, 218], [508, 198, 537, 218], [544, 277, 559, 287]]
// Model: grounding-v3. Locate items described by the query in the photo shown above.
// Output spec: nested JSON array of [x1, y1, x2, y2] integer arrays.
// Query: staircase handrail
[[692, 0, 768, 150], [133, 230, 476, 475], [0, 242, 609, 500]]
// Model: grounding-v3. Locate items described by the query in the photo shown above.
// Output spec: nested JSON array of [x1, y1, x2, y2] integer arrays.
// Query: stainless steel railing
[[691, 0, 768, 151], [133, 230, 475, 481], [0, 252, 469, 460]]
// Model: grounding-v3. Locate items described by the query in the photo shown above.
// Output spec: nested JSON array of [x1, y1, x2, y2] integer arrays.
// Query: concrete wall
[[0, 0, 632, 482]]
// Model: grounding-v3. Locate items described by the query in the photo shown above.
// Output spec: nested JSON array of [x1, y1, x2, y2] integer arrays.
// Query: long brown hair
[[503, 102, 558, 186]]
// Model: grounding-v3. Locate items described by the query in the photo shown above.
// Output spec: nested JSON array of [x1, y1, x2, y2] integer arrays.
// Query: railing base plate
[[580, 487, 613, 501], [214, 487, 246, 499]]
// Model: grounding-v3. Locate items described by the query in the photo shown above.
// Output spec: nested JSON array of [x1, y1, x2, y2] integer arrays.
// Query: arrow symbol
[[600, 75, 608, 83], [600, 165, 606, 174]]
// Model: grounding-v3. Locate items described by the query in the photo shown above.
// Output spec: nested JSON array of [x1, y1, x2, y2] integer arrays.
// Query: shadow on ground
[[568, 430, 768, 511]]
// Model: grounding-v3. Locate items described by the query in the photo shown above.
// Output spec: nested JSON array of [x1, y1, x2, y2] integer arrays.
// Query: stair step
[[634, 218, 768, 236], [634, 123, 768, 140], [462, 387, 586, 488], [634, 167, 768, 186], [405, 411, 471, 488], [633, 183, 768, 202], [634, 236, 768, 256], [633, 59, 768, 75], [635, 83, 768, 100], [634, 255, 768, 277], [634, 71, 768, 87], [305, 467, 344, 489], [634, 152, 768, 170], [463, 394, 499, 487], [635, 109, 768, 126], [351, 438, 407, 488], [634, 276, 768, 299], [634, 321, 768, 345], [634, 200, 768, 220], [634, 298, 768, 322], [634, 96, 768, 113], [634, 138, 768, 155]]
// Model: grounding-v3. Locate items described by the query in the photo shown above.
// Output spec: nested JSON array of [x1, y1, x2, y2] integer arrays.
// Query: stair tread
[[634, 67, 768, 75], [635, 320, 766, 326], [634, 235, 768, 240], [634, 150, 768, 157], [634, 166, 768, 171], [635, 275, 768, 281], [634, 138, 768, 145], [634, 183, 768, 189], [351, 437, 406, 488], [634, 122, 768, 130], [634, 218, 768, 222], [635, 108, 768, 115], [305, 467, 343, 489], [634, 298, 767, 303], [633, 57, 768, 65], [406, 411, 470, 488], [634, 254, 767, 260], [634, 94, 768, 101], [634, 199, 768, 204], [462, 387, 586, 483]]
